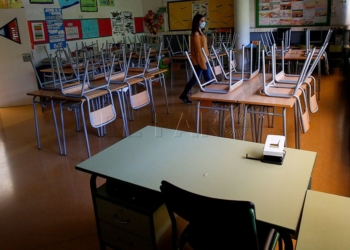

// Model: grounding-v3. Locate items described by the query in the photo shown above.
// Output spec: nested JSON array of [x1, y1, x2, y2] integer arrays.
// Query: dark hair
[[191, 13, 204, 36]]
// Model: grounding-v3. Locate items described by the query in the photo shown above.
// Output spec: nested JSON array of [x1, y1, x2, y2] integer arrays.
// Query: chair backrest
[[260, 33, 272, 56], [167, 35, 186, 56], [185, 47, 243, 94], [222, 42, 261, 80], [263, 44, 316, 97], [57, 57, 90, 98], [30, 53, 58, 90], [208, 43, 247, 81], [145, 42, 163, 72], [160, 180, 259, 249]]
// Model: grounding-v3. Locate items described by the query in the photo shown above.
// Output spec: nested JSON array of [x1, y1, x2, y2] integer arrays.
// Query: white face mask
[[199, 21, 206, 29]]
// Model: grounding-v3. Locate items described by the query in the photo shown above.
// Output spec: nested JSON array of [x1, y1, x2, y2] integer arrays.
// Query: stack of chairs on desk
[[186, 46, 244, 138], [242, 44, 317, 146]]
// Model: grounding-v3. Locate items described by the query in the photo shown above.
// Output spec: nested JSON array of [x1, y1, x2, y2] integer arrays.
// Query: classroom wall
[[0, 0, 149, 107]]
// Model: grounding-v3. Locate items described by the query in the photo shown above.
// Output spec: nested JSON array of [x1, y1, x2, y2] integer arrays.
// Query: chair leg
[[161, 74, 170, 114], [196, 101, 201, 134], [230, 104, 235, 139], [32, 97, 41, 150], [242, 105, 249, 141], [60, 101, 67, 156]]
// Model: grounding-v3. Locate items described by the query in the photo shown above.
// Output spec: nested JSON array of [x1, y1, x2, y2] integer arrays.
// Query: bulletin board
[[28, 18, 114, 46], [168, 0, 234, 31], [256, 0, 331, 27], [98, 18, 112, 37], [168, 1, 192, 31], [208, 0, 234, 29]]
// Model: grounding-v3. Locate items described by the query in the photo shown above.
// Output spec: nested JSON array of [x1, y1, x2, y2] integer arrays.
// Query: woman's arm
[[192, 33, 207, 70]]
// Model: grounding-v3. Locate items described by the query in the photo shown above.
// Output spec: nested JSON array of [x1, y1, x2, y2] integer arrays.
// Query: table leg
[[218, 110, 224, 137], [294, 102, 300, 149], [160, 73, 169, 114], [282, 107, 287, 146], [242, 105, 249, 141], [32, 97, 41, 150], [196, 101, 201, 134], [59, 101, 67, 156], [80, 101, 91, 158], [50, 99, 63, 155], [171, 59, 174, 92], [148, 79, 156, 123], [116, 90, 129, 137], [317, 60, 321, 100]]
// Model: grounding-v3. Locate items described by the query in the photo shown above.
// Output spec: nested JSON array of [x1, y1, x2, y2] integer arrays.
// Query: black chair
[[160, 180, 292, 250]]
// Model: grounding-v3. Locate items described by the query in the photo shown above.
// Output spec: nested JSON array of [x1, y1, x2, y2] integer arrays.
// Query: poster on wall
[[81, 19, 99, 38], [58, 0, 78, 9], [30, 0, 54, 4], [0, 0, 23, 8], [0, 18, 21, 44], [81, 0, 98, 12], [44, 8, 66, 49], [111, 11, 124, 36], [99, 0, 114, 7], [63, 20, 82, 40], [256, 0, 330, 27], [31, 22, 46, 42], [122, 11, 135, 34]]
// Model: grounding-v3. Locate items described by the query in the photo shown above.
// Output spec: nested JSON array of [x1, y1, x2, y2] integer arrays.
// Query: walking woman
[[179, 13, 211, 104]]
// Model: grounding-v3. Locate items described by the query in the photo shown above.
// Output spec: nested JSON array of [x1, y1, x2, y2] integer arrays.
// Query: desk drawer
[[95, 198, 151, 239], [99, 220, 153, 250]]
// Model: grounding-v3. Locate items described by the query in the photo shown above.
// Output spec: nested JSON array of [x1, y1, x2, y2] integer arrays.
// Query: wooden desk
[[76, 126, 316, 248], [191, 73, 301, 148], [296, 190, 350, 250]]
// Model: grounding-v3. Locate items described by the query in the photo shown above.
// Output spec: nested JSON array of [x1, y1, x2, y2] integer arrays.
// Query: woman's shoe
[[179, 95, 192, 104]]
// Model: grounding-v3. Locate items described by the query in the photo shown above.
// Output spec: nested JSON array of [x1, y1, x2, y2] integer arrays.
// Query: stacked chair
[[185, 47, 244, 138]]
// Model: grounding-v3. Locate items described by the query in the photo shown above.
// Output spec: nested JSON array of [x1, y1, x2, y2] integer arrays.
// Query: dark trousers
[[180, 62, 212, 97]]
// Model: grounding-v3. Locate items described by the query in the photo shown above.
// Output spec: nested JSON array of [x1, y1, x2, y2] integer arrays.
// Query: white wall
[[0, 0, 152, 107], [0, 9, 37, 107]]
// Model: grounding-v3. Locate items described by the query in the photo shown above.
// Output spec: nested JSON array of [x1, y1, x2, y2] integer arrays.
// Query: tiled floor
[[0, 67, 349, 249]]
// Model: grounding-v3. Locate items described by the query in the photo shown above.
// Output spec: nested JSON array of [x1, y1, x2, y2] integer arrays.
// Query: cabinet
[[90, 176, 171, 250]]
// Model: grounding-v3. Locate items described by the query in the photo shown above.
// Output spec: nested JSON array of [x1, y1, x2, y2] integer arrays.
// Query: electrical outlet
[[37, 45, 44, 51]]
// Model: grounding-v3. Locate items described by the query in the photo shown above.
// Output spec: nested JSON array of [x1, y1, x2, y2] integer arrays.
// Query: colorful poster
[[0, 18, 21, 44], [0, 0, 23, 8], [81, 19, 99, 38], [30, 0, 54, 3], [99, 0, 114, 7], [63, 20, 82, 40], [257, 0, 330, 27], [44, 8, 66, 49], [65, 26, 79, 40], [58, 0, 78, 9], [31, 22, 46, 42], [81, 0, 98, 12]]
